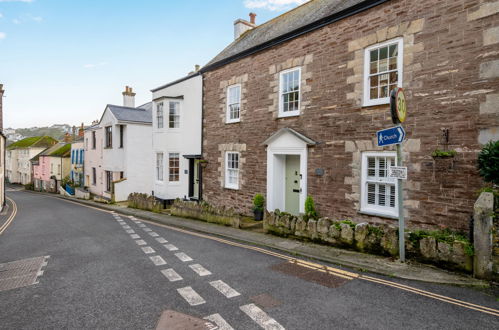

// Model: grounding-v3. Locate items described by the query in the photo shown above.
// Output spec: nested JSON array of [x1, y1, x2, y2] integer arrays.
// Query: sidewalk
[[54, 193, 488, 287]]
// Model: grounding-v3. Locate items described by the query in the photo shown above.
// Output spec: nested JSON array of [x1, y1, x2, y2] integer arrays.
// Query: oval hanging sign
[[390, 88, 407, 124]]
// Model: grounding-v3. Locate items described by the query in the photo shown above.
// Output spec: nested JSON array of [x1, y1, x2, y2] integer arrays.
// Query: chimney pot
[[122, 85, 136, 108], [195, 65, 200, 72], [249, 12, 257, 24]]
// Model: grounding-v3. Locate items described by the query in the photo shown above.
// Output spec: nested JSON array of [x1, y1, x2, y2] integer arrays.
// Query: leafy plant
[[478, 140, 499, 185], [61, 176, 72, 188], [340, 219, 356, 229], [432, 149, 457, 158], [304, 196, 318, 220], [253, 193, 265, 211]]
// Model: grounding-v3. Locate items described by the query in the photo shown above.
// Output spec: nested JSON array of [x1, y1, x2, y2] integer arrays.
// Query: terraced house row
[[6, 0, 498, 233]]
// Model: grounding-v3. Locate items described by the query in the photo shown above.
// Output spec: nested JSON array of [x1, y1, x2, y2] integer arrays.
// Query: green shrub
[[23, 183, 34, 191], [253, 194, 265, 211], [478, 140, 499, 185], [432, 149, 457, 157], [304, 196, 318, 220]]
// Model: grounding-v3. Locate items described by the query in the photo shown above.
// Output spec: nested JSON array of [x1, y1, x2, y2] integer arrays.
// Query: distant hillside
[[5, 124, 71, 145]]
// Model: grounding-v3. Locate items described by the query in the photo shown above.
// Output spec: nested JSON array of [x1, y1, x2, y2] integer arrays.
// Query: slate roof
[[106, 102, 152, 124], [203, 0, 384, 70]]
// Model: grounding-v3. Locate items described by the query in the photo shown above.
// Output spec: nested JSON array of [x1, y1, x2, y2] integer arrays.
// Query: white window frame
[[278, 67, 301, 118], [363, 37, 403, 107], [226, 84, 241, 123], [360, 151, 398, 218], [168, 152, 180, 183], [156, 102, 164, 129], [156, 152, 164, 182], [168, 101, 180, 129], [225, 152, 240, 190]]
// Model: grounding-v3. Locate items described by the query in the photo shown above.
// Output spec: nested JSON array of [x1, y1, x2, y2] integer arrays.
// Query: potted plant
[[253, 193, 265, 221]]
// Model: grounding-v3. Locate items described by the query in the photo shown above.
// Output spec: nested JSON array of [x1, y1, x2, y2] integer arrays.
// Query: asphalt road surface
[[1, 190, 498, 329]]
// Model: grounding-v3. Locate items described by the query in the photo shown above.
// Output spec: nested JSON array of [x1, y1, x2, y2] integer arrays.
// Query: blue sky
[[0, 0, 309, 128]]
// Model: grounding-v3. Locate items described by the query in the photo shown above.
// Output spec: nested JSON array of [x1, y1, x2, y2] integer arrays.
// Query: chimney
[[122, 86, 136, 108], [234, 13, 257, 40], [64, 132, 72, 143], [78, 123, 85, 138], [0, 84, 4, 130], [195, 64, 201, 72]]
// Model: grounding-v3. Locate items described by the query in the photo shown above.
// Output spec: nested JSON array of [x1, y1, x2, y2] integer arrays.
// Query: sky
[[0, 0, 309, 129]]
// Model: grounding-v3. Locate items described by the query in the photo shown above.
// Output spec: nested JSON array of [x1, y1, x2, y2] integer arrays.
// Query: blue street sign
[[377, 126, 406, 147]]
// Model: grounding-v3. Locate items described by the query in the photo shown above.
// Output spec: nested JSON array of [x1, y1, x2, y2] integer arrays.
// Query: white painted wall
[[84, 126, 104, 196], [151, 74, 202, 200]]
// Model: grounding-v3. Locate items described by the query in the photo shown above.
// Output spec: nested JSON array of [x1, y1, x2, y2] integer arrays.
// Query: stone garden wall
[[264, 211, 473, 273], [170, 200, 241, 228], [128, 193, 163, 213]]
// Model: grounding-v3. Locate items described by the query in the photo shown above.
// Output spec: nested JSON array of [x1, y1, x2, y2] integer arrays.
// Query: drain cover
[[271, 261, 350, 288], [0, 256, 49, 292], [156, 310, 216, 330], [250, 293, 282, 309]]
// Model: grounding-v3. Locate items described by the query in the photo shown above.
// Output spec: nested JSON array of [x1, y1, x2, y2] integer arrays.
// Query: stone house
[[150, 71, 203, 202], [200, 0, 499, 232], [84, 87, 153, 202], [6, 136, 58, 185]]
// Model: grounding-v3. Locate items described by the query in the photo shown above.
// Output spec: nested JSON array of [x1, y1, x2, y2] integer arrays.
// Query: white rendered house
[[151, 72, 202, 201], [94, 87, 153, 202]]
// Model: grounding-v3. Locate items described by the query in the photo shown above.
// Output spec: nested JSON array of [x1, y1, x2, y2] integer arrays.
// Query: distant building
[[6, 136, 58, 184], [0, 84, 5, 210], [70, 138, 85, 187], [32, 143, 72, 192]]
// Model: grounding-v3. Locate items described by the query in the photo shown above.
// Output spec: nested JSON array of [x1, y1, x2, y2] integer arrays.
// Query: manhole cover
[[0, 256, 49, 292], [250, 293, 282, 308], [156, 310, 216, 330], [271, 261, 350, 288]]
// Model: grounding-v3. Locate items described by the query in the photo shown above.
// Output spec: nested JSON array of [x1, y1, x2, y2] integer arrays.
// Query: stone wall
[[265, 212, 473, 273], [170, 200, 241, 228], [128, 193, 162, 213], [202, 0, 499, 231]]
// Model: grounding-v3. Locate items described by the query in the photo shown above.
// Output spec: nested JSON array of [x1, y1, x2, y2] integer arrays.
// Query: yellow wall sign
[[390, 88, 407, 124]]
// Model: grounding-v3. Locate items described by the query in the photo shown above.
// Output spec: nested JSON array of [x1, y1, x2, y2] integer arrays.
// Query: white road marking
[[149, 232, 159, 237], [175, 252, 193, 262], [240, 304, 284, 330], [141, 247, 155, 254], [143, 228, 152, 232], [130, 234, 140, 239], [164, 244, 178, 251], [126, 229, 135, 234], [123, 225, 131, 229], [189, 264, 212, 277], [135, 240, 147, 246], [162, 268, 183, 282], [204, 314, 234, 330], [177, 286, 205, 306], [149, 256, 167, 266], [209, 280, 240, 298], [156, 237, 168, 244], [138, 224, 146, 228]]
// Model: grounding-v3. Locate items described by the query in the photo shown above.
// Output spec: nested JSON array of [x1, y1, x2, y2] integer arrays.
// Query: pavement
[[42, 190, 490, 288], [1, 190, 499, 330]]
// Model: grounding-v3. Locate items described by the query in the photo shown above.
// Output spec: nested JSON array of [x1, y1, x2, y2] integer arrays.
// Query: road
[[0, 190, 498, 329]]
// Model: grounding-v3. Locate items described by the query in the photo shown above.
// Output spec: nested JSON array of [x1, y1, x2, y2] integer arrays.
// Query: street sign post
[[377, 126, 406, 147], [388, 166, 408, 180]]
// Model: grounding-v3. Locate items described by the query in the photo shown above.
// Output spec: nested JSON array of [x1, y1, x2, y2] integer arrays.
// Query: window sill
[[224, 186, 239, 190], [277, 111, 300, 119], [226, 120, 241, 124], [358, 209, 398, 220], [362, 98, 390, 107]]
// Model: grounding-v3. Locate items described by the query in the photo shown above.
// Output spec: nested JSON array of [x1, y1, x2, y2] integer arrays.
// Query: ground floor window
[[361, 152, 397, 217], [156, 153, 164, 181], [105, 171, 112, 192], [169, 153, 179, 182], [225, 152, 239, 189], [92, 168, 96, 185]]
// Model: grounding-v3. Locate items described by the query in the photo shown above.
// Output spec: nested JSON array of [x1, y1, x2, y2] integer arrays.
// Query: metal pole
[[396, 129, 405, 262]]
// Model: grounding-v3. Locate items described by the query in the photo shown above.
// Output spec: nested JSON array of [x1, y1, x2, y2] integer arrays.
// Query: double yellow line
[[0, 197, 18, 235]]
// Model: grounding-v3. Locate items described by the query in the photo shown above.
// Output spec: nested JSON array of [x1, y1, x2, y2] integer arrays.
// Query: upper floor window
[[157, 102, 164, 129], [225, 152, 239, 190], [156, 152, 164, 181], [361, 152, 397, 217], [119, 125, 124, 148], [279, 67, 301, 118], [168, 153, 180, 182], [226, 85, 241, 123], [80, 149, 84, 164], [105, 126, 112, 148], [92, 131, 96, 149], [169, 102, 180, 129], [364, 38, 403, 106]]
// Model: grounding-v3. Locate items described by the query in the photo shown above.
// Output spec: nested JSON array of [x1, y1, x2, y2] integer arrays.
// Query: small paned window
[[169, 153, 180, 182], [157, 102, 164, 129], [156, 152, 164, 181], [169, 102, 180, 129], [105, 171, 112, 192], [105, 126, 112, 148], [364, 38, 403, 106], [226, 85, 241, 123], [92, 168, 97, 185], [225, 152, 239, 189], [92, 131, 96, 149], [119, 125, 124, 148], [361, 152, 397, 217], [279, 68, 301, 117]]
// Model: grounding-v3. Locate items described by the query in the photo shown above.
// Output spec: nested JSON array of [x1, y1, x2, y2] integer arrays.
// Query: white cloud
[[0, 0, 34, 3], [0, 13, 3, 19], [0, 32, 6, 40], [244, 0, 309, 11], [12, 18, 20, 24], [83, 62, 107, 69]]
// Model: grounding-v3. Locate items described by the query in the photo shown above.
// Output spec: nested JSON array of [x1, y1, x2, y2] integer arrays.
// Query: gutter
[[201, 0, 390, 73]]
